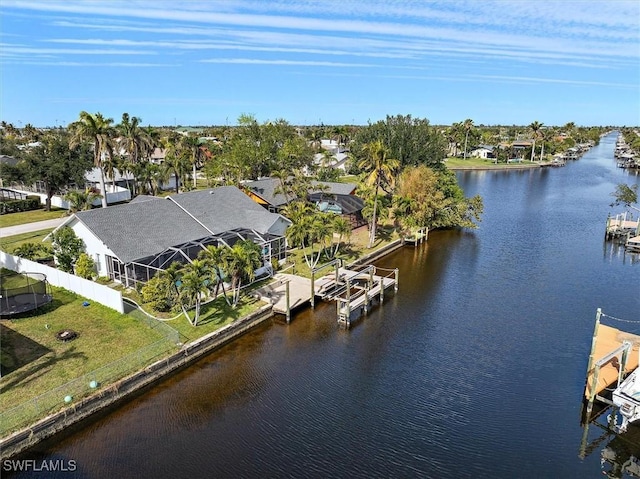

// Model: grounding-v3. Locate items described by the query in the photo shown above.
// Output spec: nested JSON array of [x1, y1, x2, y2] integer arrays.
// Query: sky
[[1, 0, 639, 128]]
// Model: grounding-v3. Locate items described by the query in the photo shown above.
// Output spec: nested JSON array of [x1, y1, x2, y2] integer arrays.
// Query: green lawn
[[0, 228, 53, 254], [285, 223, 399, 279], [444, 157, 540, 169], [167, 294, 267, 343], [0, 286, 175, 435], [0, 208, 67, 228]]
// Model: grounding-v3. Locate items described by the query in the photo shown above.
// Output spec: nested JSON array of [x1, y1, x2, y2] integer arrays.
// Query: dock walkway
[[254, 264, 398, 326]]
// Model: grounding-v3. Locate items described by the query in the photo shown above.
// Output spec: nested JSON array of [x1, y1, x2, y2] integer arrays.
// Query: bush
[[75, 253, 95, 279], [51, 226, 85, 273], [141, 275, 175, 312], [0, 196, 41, 214]]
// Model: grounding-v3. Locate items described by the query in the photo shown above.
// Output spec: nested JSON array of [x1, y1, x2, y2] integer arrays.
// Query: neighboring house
[[242, 177, 365, 228], [510, 141, 533, 158], [242, 178, 357, 211], [469, 145, 495, 159], [310, 151, 350, 173], [49, 186, 291, 288]]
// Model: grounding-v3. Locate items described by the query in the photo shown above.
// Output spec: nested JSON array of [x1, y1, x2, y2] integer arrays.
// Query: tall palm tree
[[181, 135, 207, 188], [221, 240, 262, 308], [69, 111, 115, 208], [529, 121, 543, 162], [358, 140, 400, 248], [118, 113, 153, 165], [462, 118, 474, 160], [198, 245, 231, 306], [163, 136, 190, 193], [177, 259, 209, 326]]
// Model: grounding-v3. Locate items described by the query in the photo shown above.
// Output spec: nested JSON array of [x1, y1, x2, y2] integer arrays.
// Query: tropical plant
[[529, 121, 543, 162], [141, 274, 175, 312], [462, 118, 474, 160], [68, 111, 116, 207], [51, 226, 85, 273], [13, 242, 47, 261], [221, 240, 262, 308], [358, 140, 400, 248], [64, 188, 102, 213], [177, 259, 210, 326], [198, 245, 231, 306]]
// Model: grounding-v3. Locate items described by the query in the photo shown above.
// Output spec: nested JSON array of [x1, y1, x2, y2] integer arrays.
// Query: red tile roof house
[[49, 186, 291, 288]]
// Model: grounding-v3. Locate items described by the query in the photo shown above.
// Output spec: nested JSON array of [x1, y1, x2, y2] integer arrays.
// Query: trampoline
[[0, 271, 53, 316]]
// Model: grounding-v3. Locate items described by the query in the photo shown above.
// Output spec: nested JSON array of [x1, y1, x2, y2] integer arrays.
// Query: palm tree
[[529, 121, 543, 162], [177, 259, 209, 326], [181, 135, 207, 188], [221, 240, 262, 308], [358, 140, 400, 248], [462, 119, 474, 160], [328, 216, 351, 257], [118, 113, 153, 194], [198, 245, 231, 306], [64, 188, 102, 213], [163, 137, 190, 193], [69, 111, 115, 208]]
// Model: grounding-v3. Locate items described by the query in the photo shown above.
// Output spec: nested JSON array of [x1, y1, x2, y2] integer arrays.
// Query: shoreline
[[446, 163, 541, 171], [0, 238, 407, 460]]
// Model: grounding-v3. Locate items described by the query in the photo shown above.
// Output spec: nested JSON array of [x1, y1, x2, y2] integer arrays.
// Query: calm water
[[9, 132, 640, 478]]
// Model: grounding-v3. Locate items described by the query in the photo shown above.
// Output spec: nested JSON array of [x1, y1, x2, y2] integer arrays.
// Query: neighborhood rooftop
[[243, 178, 357, 207]]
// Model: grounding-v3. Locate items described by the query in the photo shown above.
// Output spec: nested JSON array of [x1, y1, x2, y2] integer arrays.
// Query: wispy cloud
[[199, 58, 378, 68]]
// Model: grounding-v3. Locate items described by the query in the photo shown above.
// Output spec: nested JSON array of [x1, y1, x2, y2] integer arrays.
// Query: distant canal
[[9, 132, 640, 478]]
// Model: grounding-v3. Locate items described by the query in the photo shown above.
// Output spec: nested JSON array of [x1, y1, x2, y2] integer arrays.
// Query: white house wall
[[70, 219, 118, 277]]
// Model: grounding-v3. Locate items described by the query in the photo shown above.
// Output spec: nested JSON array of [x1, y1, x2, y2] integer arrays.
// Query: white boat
[[612, 367, 640, 432]]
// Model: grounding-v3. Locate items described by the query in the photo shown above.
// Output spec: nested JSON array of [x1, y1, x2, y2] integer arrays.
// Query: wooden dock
[[606, 213, 640, 240], [584, 309, 640, 417], [255, 263, 398, 326]]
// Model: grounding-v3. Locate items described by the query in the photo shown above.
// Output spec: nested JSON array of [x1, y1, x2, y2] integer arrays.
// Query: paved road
[[0, 217, 67, 237]]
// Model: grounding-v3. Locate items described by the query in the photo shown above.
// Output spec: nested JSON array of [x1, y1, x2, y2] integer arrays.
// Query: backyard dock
[[584, 309, 640, 417], [605, 213, 640, 240], [254, 264, 398, 326]]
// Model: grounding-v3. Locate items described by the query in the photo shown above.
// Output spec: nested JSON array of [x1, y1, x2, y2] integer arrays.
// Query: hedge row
[[0, 196, 41, 214]]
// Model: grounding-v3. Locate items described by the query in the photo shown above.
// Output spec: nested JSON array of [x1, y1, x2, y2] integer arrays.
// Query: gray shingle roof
[[168, 186, 284, 235], [74, 186, 288, 263], [76, 199, 211, 263], [243, 178, 356, 206]]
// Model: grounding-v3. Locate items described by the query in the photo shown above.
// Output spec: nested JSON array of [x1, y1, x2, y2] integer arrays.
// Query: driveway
[[0, 217, 68, 237]]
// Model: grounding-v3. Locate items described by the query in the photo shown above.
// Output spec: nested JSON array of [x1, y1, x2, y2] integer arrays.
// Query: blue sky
[[1, 0, 639, 128]]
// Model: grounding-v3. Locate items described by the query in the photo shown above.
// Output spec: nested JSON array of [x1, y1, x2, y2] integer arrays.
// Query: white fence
[[0, 251, 124, 313], [4, 186, 131, 209]]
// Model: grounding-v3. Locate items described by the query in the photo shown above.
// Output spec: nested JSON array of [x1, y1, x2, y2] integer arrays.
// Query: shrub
[[0, 196, 41, 214], [141, 275, 175, 312], [51, 226, 85, 273], [13, 242, 46, 260], [75, 253, 95, 279]]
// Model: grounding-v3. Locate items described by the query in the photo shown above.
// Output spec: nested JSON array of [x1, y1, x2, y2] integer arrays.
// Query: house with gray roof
[[242, 177, 365, 228], [51, 186, 290, 287]]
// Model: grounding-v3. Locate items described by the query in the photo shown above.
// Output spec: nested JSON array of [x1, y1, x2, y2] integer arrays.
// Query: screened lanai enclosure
[[106, 229, 287, 289]]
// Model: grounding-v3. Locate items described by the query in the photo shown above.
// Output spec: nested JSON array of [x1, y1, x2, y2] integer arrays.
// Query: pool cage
[[0, 271, 53, 316], [107, 229, 288, 289]]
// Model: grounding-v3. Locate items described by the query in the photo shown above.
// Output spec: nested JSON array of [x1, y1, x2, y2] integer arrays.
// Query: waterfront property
[[49, 186, 291, 287]]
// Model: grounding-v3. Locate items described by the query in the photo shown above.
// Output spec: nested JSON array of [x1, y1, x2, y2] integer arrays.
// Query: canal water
[[10, 132, 640, 478]]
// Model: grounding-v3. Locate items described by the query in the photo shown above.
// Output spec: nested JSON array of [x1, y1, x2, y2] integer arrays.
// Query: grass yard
[[0, 286, 174, 435], [285, 223, 400, 279], [0, 228, 53, 254], [0, 208, 67, 228], [444, 157, 540, 169], [167, 294, 267, 343]]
